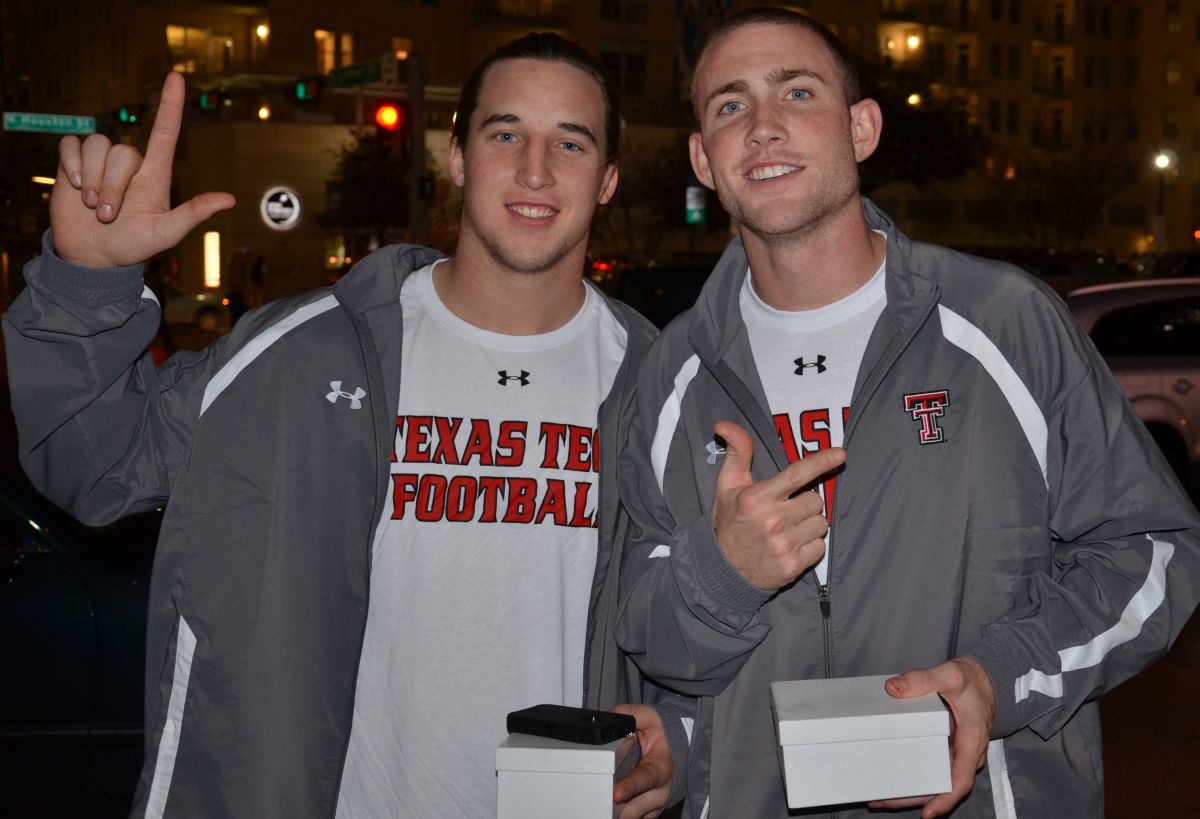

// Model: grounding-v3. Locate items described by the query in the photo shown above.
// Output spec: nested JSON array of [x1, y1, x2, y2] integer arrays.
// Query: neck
[[741, 196, 885, 311], [434, 237, 588, 335]]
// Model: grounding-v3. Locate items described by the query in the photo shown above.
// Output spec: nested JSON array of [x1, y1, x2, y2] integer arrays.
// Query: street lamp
[[1152, 149, 1177, 250]]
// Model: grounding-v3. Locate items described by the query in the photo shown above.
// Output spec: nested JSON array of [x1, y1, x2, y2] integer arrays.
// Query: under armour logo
[[903, 389, 950, 444], [794, 355, 828, 375], [498, 370, 530, 386], [705, 440, 726, 464], [326, 380, 366, 410]]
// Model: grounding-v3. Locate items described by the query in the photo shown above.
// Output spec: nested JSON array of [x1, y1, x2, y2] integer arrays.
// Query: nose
[[747, 102, 786, 147], [516, 142, 553, 190]]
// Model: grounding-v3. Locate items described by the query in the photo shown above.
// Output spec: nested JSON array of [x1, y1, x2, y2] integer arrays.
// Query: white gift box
[[771, 674, 951, 809], [496, 732, 637, 819]]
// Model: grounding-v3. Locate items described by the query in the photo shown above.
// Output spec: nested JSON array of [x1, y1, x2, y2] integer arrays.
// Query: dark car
[[0, 473, 159, 818]]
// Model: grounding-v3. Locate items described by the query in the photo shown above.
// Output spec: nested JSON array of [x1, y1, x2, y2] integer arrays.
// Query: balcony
[[880, 1, 976, 29]]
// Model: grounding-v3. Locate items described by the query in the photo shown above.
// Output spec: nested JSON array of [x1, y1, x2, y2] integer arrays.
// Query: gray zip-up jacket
[[4, 234, 659, 819], [615, 200, 1200, 818]]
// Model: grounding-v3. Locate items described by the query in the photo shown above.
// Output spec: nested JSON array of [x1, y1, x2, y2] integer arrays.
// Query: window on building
[[166, 25, 234, 74], [1082, 109, 1094, 142], [991, 0, 1003, 21], [315, 30, 356, 74], [990, 43, 1003, 77], [1100, 5, 1111, 36], [929, 42, 947, 76], [1167, 54, 1182, 85], [1127, 57, 1139, 87], [1053, 3, 1066, 40], [1167, 1, 1182, 32], [1008, 45, 1020, 78], [1098, 112, 1109, 142], [1051, 107, 1064, 145], [1007, 100, 1019, 133], [1100, 57, 1110, 89], [1129, 6, 1141, 36], [1084, 56, 1094, 87], [601, 0, 646, 22], [1084, 3, 1096, 34], [988, 99, 1002, 132], [1126, 109, 1139, 139], [1052, 55, 1065, 95], [1163, 107, 1179, 139], [957, 44, 970, 84], [1009, 0, 1020, 24], [600, 40, 646, 96]]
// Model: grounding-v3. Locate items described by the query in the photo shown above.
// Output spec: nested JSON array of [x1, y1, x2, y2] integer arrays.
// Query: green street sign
[[327, 60, 381, 88], [3, 112, 97, 135]]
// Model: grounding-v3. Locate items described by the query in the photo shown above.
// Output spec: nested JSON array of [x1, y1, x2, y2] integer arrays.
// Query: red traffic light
[[375, 103, 402, 131]]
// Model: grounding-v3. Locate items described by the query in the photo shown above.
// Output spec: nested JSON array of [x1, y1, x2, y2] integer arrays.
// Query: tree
[[857, 61, 986, 193], [318, 129, 408, 261]]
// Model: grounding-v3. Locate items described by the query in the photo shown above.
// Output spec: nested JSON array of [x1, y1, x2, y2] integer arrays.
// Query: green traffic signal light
[[200, 93, 217, 111], [118, 106, 137, 124]]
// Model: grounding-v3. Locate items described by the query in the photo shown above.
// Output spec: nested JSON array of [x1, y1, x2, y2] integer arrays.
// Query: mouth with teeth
[[508, 204, 558, 219], [746, 164, 801, 181]]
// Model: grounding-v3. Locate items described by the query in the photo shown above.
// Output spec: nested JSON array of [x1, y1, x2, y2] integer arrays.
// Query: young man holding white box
[[616, 7, 1200, 818]]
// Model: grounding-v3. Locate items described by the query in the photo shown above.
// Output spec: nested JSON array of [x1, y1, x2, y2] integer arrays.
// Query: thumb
[[885, 667, 937, 700], [162, 191, 236, 244], [713, 420, 754, 494]]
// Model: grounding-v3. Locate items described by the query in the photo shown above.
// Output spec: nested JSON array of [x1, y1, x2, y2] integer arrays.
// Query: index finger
[[143, 72, 186, 177], [763, 446, 845, 498]]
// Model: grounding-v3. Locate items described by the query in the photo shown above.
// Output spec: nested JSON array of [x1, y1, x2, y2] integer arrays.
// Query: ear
[[597, 163, 620, 205], [688, 132, 716, 190], [449, 137, 466, 188], [849, 98, 883, 163]]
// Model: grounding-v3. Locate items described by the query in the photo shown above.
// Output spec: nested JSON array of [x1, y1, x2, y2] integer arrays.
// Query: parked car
[[161, 285, 230, 332], [1066, 279, 1200, 484], [0, 471, 158, 817]]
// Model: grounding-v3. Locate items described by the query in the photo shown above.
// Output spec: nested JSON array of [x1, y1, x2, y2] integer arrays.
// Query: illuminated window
[[166, 25, 233, 74], [315, 30, 356, 74]]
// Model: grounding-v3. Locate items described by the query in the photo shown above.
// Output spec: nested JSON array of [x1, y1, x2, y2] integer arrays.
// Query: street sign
[[327, 60, 382, 88], [3, 112, 96, 135]]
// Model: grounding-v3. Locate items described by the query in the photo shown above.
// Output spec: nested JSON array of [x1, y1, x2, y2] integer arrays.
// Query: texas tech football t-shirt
[[336, 262, 627, 819], [740, 257, 886, 585]]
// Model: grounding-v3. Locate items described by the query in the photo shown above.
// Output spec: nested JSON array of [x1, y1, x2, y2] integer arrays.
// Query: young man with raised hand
[[615, 7, 1200, 818], [5, 34, 677, 819]]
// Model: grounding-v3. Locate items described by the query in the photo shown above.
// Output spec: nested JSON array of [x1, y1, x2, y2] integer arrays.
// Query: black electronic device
[[506, 704, 636, 745]]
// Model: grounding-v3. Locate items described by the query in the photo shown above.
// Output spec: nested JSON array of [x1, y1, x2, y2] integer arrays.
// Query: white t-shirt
[[335, 262, 627, 819], [740, 257, 887, 585]]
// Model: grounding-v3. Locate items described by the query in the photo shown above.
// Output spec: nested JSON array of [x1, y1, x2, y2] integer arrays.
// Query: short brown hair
[[692, 7, 862, 117], [452, 33, 622, 165]]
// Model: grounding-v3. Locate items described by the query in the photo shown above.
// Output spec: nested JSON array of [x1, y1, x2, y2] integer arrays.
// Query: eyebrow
[[704, 68, 827, 109], [477, 113, 600, 148]]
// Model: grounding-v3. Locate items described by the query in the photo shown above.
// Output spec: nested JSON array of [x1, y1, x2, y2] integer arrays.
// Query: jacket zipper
[[817, 285, 941, 681], [330, 310, 387, 819]]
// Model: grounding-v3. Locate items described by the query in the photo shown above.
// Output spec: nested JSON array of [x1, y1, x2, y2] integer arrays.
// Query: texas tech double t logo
[[903, 390, 950, 444]]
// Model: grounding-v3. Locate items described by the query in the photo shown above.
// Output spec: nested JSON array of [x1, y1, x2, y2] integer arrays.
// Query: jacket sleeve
[[3, 233, 230, 525], [614, 343, 775, 697], [966, 301, 1200, 741]]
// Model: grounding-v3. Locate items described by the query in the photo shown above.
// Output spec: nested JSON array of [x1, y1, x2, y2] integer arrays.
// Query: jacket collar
[[687, 197, 939, 364]]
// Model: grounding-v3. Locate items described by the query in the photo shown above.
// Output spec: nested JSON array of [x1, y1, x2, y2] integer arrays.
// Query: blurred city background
[[1, 1, 1198, 817]]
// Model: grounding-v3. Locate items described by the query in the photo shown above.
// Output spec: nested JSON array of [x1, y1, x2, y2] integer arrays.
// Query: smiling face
[[450, 58, 619, 277], [689, 22, 880, 244]]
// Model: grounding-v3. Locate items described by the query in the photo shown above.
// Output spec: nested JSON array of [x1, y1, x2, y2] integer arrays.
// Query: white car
[[1066, 279, 1200, 482], [161, 287, 231, 332]]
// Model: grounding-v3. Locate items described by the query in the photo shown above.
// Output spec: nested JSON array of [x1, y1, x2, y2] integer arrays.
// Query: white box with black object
[[771, 674, 951, 809], [496, 732, 638, 819]]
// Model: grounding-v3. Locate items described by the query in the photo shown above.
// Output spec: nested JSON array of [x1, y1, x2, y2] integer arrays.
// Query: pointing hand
[[51, 72, 235, 268], [711, 420, 845, 591]]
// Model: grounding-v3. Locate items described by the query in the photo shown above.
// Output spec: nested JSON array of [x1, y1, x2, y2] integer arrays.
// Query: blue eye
[[496, 132, 517, 142], [719, 100, 745, 114], [787, 89, 811, 101]]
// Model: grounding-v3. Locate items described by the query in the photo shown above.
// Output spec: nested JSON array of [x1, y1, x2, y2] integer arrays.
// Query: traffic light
[[374, 103, 402, 131], [373, 102, 406, 163], [117, 105, 141, 124], [292, 77, 322, 103], [198, 90, 223, 111]]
